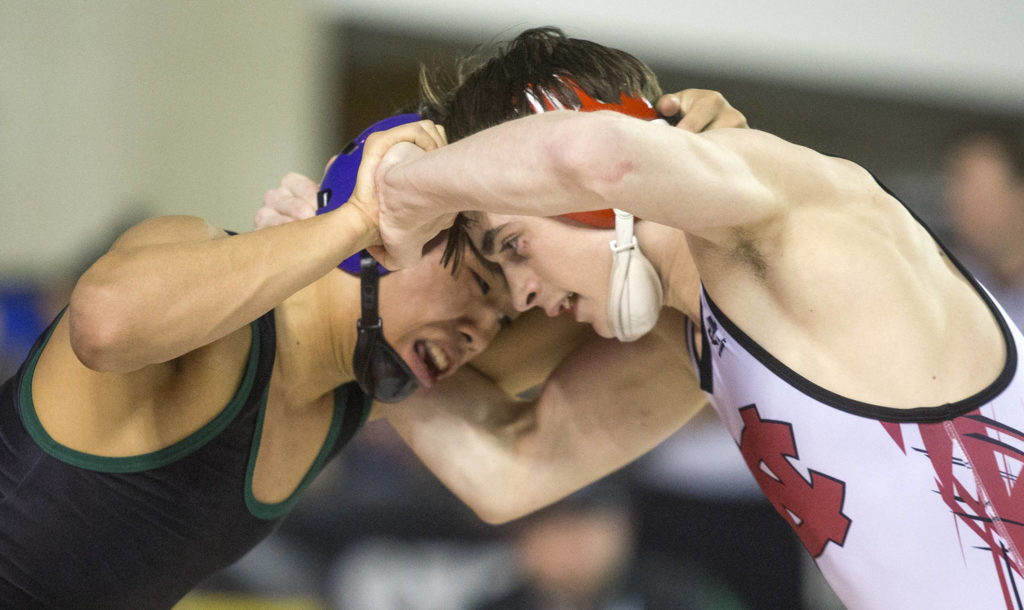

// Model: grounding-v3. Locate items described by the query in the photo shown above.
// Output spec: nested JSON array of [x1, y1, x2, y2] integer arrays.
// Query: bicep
[[621, 124, 840, 244], [480, 309, 706, 519], [106, 215, 226, 251], [531, 309, 705, 462]]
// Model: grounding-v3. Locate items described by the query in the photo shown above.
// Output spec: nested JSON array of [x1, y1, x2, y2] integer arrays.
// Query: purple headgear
[[316, 113, 422, 275]]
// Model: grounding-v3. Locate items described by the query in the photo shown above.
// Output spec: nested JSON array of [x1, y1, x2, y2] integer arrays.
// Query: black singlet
[[0, 311, 370, 609]]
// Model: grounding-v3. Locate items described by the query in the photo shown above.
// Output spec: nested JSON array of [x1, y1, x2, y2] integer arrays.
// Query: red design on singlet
[[739, 405, 851, 557], [909, 412, 1024, 605]]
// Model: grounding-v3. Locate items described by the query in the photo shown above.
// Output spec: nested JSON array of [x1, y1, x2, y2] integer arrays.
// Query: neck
[[634, 222, 700, 319], [273, 270, 361, 405]]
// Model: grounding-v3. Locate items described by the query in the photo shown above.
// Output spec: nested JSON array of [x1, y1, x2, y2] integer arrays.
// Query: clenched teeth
[[425, 342, 449, 373], [561, 292, 577, 313]]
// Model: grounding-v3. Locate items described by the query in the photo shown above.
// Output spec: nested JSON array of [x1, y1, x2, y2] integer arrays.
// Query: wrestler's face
[[469, 212, 617, 338], [378, 241, 514, 387]]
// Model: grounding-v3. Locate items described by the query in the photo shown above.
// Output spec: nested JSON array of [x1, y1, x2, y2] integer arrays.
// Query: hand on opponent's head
[[254, 119, 448, 259], [657, 89, 748, 132], [370, 138, 459, 271]]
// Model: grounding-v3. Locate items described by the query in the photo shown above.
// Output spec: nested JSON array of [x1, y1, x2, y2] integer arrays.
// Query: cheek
[[558, 242, 614, 296]]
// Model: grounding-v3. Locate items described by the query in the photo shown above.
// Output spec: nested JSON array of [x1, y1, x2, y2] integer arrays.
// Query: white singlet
[[686, 277, 1024, 609]]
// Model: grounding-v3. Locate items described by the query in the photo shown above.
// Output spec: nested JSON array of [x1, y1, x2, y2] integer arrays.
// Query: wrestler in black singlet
[[0, 310, 370, 609]]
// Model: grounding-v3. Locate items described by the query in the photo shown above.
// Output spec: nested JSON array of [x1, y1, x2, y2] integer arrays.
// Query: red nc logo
[[739, 405, 851, 557]]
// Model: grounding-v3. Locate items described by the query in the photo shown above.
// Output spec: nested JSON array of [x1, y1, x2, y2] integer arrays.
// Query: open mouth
[[414, 339, 451, 382]]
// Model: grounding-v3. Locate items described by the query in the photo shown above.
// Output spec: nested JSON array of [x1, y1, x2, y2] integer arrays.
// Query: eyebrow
[[465, 227, 510, 290], [479, 224, 507, 257]]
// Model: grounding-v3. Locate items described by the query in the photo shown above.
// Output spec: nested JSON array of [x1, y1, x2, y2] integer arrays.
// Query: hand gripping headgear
[[316, 113, 422, 402]]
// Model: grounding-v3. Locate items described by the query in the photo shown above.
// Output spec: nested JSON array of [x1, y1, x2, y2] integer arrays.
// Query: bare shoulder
[[31, 311, 254, 457], [108, 215, 228, 250]]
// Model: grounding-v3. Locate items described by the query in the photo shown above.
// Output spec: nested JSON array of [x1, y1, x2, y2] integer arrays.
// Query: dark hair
[[415, 27, 662, 270]]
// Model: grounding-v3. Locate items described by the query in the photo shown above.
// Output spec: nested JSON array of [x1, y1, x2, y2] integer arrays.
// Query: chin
[[591, 321, 616, 340]]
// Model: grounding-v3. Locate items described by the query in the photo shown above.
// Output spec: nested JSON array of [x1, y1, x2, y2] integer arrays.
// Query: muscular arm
[[70, 120, 449, 373], [69, 206, 372, 372], [377, 309, 706, 524], [379, 112, 850, 252], [469, 309, 590, 396]]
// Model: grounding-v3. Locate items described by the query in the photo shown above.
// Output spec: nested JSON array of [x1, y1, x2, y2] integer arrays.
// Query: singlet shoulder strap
[[243, 382, 371, 519]]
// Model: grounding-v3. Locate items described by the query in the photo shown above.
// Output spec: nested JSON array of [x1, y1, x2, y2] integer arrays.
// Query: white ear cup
[[608, 209, 664, 341]]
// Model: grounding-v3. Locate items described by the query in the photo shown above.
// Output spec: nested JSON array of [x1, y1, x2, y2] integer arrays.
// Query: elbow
[[545, 113, 635, 204], [473, 507, 512, 526], [454, 464, 543, 525], [463, 469, 552, 525], [471, 496, 534, 526], [68, 280, 134, 372]]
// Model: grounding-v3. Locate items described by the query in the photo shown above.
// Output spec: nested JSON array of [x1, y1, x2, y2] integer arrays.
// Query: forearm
[[386, 310, 706, 524], [381, 112, 609, 220], [382, 369, 538, 523], [384, 111, 781, 236], [70, 207, 372, 371]]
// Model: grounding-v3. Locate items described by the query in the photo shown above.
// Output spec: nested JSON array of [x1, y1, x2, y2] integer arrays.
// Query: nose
[[503, 265, 540, 312], [455, 310, 503, 358]]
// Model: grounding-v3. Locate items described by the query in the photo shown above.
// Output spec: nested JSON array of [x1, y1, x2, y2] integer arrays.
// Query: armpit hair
[[730, 227, 769, 279]]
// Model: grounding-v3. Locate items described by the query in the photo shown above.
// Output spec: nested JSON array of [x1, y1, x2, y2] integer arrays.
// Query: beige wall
[[0, 1, 334, 278]]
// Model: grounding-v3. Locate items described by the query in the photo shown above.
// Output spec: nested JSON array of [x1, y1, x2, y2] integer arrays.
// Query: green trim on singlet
[[17, 312, 261, 473], [243, 384, 366, 520]]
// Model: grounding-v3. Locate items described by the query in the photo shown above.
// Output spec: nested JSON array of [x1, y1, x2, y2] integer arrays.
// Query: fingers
[[253, 207, 291, 228], [416, 119, 447, 150], [656, 93, 682, 120], [363, 119, 447, 160], [281, 172, 320, 199], [350, 119, 444, 217], [675, 90, 724, 132], [254, 172, 319, 229], [657, 89, 749, 132]]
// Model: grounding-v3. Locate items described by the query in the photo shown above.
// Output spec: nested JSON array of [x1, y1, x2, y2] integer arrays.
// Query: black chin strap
[[351, 250, 419, 403], [359, 250, 382, 323]]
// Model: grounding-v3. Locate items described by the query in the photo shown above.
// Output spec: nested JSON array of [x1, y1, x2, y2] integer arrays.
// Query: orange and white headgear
[[525, 77, 665, 341]]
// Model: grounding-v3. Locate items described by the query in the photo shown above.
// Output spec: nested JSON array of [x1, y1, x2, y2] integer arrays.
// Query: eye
[[498, 314, 512, 330], [500, 235, 525, 261], [471, 270, 491, 295]]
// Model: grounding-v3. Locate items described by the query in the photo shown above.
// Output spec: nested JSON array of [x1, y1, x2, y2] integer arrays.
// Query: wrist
[[327, 203, 380, 255], [378, 148, 452, 220]]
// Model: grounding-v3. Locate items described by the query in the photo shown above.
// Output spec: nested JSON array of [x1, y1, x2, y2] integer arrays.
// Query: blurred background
[[2, 1, 1022, 608]]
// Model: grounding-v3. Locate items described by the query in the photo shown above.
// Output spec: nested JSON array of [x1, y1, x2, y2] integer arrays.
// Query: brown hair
[[414, 26, 662, 270]]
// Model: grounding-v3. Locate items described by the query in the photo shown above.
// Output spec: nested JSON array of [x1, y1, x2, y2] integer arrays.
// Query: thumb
[[656, 93, 682, 117]]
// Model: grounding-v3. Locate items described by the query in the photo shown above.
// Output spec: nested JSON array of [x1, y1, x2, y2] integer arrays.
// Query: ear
[[608, 210, 663, 341]]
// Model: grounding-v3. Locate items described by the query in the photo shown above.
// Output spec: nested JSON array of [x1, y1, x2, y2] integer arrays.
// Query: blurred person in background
[[473, 476, 746, 610], [944, 120, 1024, 324], [324, 474, 747, 609]]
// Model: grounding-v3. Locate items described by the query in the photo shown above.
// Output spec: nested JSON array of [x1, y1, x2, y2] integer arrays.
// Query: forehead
[[402, 241, 508, 307], [452, 217, 506, 276]]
